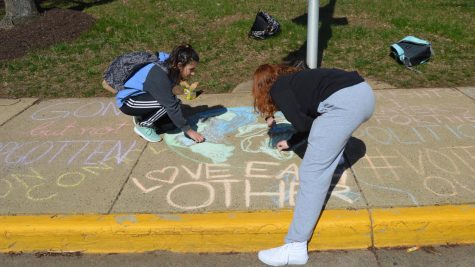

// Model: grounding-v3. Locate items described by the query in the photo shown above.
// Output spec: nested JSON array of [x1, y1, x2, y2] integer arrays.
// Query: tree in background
[[0, 0, 39, 29]]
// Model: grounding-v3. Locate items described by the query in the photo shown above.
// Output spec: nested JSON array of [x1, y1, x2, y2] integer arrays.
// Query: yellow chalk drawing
[[8, 168, 57, 201], [82, 162, 113, 176], [149, 146, 168, 155], [57, 172, 86, 188], [10, 168, 46, 189], [4, 162, 113, 201], [26, 184, 57, 201], [0, 179, 12, 198]]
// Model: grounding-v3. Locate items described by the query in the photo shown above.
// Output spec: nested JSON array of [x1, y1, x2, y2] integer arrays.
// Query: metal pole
[[306, 0, 319, 69]]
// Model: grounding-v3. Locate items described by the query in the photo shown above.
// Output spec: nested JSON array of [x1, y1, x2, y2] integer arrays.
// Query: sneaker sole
[[132, 116, 139, 126], [258, 251, 308, 266], [134, 127, 162, 143]]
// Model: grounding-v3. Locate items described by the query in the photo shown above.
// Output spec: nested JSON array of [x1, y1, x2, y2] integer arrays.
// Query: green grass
[[1, 0, 474, 98]]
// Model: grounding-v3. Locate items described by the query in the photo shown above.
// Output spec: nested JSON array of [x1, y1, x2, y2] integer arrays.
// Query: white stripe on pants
[[285, 82, 375, 243], [124, 98, 166, 127]]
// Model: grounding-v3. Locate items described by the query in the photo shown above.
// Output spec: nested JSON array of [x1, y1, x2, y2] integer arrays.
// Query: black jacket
[[270, 68, 364, 147]]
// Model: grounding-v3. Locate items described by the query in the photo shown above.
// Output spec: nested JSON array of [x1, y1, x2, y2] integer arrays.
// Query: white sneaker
[[258, 242, 308, 266]]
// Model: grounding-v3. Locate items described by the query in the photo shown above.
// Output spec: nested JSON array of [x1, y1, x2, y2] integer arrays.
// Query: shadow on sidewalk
[[184, 105, 228, 128], [154, 104, 226, 133], [291, 136, 367, 209]]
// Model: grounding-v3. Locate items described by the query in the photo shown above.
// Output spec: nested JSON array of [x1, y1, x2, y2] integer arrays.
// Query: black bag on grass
[[248, 11, 281, 39], [390, 36, 433, 68]]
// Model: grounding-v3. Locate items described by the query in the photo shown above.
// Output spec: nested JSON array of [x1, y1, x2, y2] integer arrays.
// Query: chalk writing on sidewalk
[[0, 162, 113, 201], [30, 121, 129, 137], [31, 101, 121, 120], [2, 94, 474, 211], [353, 124, 475, 145], [360, 90, 475, 144], [375, 89, 462, 99], [0, 179, 12, 198], [0, 100, 143, 206], [358, 145, 475, 204], [126, 99, 474, 210], [130, 157, 357, 210], [0, 140, 137, 165], [131, 161, 301, 209]]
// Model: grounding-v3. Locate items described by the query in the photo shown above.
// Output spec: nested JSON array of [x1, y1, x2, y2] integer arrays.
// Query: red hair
[[252, 64, 300, 118]]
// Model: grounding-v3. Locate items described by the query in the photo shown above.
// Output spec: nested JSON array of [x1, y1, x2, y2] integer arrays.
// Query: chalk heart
[[132, 178, 162, 194], [145, 167, 179, 184]]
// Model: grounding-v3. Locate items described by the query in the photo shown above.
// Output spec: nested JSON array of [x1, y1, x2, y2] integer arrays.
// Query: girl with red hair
[[253, 64, 375, 266]]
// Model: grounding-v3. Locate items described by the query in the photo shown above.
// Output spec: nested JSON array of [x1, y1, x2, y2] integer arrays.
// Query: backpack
[[390, 36, 434, 69], [103, 51, 169, 92], [248, 11, 281, 40]]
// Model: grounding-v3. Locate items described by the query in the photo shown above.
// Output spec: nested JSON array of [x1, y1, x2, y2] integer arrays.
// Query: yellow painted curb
[[0, 209, 370, 253], [372, 204, 475, 247], [1, 205, 473, 253]]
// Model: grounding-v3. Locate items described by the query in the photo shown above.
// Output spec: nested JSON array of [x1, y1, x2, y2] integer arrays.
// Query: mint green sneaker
[[134, 125, 162, 142]]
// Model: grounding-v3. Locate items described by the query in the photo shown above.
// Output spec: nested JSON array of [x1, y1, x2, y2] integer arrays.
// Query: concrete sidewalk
[[0, 84, 474, 253]]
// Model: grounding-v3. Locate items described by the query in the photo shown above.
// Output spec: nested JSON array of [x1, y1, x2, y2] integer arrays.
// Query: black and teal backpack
[[390, 36, 434, 69]]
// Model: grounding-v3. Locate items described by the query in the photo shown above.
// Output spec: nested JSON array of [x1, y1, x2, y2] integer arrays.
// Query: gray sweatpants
[[285, 81, 375, 243]]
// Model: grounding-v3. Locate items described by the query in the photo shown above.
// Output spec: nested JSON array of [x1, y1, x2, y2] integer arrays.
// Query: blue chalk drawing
[[164, 107, 296, 163]]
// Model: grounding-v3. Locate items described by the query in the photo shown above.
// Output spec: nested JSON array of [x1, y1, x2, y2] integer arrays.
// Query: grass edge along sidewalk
[[0, 204, 474, 253]]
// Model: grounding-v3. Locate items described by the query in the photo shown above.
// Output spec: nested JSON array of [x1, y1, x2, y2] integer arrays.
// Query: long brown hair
[[165, 44, 199, 84], [252, 64, 300, 118]]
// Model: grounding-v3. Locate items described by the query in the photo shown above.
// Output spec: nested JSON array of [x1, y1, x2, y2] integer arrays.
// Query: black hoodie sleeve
[[143, 65, 191, 132], [270, 85, 313, 148]]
